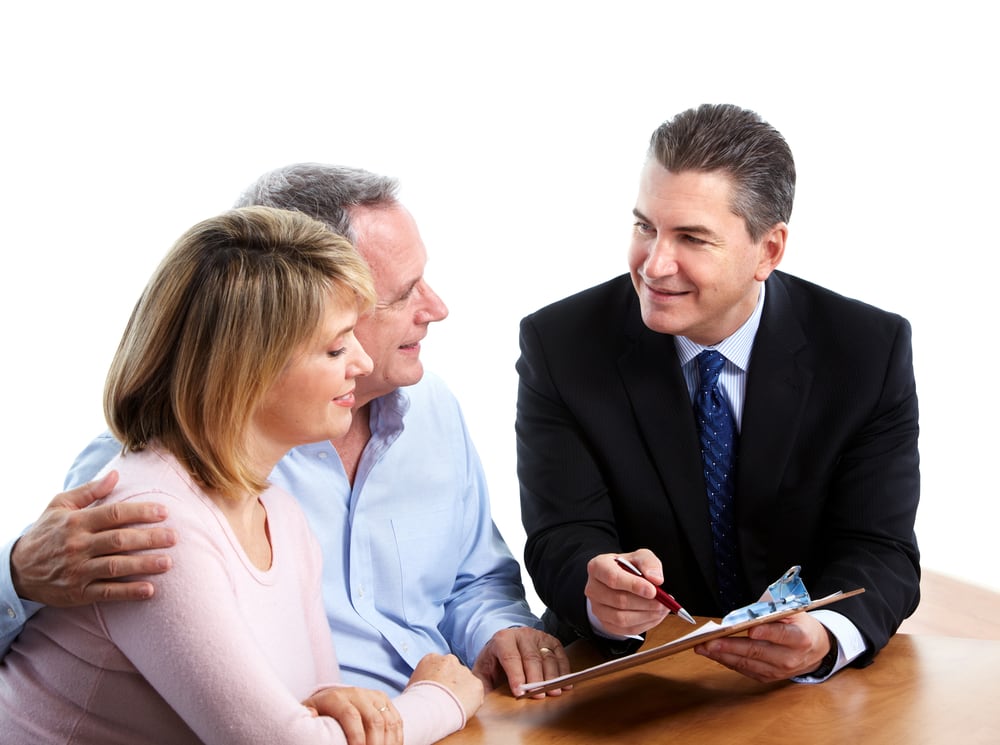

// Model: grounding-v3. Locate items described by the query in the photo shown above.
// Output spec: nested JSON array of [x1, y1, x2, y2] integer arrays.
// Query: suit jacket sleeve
[[516, 276, 668, 646], [737, 273, 920, 666]]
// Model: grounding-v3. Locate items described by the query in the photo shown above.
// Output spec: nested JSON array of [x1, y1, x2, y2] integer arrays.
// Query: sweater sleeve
[[394, 681, 467, 743]]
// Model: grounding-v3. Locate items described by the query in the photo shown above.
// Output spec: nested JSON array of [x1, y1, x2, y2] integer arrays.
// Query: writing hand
[[585, 549, 669, 637]]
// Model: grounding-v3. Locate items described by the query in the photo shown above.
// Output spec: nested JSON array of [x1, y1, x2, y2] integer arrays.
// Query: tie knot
[[697, 350, 726, 390]]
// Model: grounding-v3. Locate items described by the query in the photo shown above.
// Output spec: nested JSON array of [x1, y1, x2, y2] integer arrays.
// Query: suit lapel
[[617, 301, 718, 593], [738, 274, 813, 581]]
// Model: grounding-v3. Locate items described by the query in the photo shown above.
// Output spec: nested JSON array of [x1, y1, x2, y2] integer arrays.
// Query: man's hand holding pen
[[585, 549, 682, 637], [614, 556, 696, 624]]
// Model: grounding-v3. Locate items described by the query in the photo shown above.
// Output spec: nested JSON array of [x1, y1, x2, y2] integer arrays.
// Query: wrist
[[809, 627, 839, 678], [9, 537, 27, 599]]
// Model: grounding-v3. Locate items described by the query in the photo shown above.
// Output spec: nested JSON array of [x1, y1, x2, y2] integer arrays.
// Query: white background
[[2, 2, 997, 613]]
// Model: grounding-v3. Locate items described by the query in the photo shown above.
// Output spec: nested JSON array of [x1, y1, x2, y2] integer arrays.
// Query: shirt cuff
[[1, 537, 43, 654], [792, 609, 866, 683], [586, 597, 644, 642]]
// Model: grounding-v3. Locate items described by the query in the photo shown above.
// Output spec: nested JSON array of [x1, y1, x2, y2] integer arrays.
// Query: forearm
[[63, 430, 120, 489], [443, 564, 541, 665], [517, 394, 621, 630], [793, 610, 867, 683], [809, 540, 918, 665], [440, 485, 541, 663], [518, 439, 608, 606], [437, 423, 543, 664], [0, 536, 42, 657], [517, 326, 623, 633], [524, 523, 615, 634], [394, 681, 467, 744], [811, 320, 921, 660]]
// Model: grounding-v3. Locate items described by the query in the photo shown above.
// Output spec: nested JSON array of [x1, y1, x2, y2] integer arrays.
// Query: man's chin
[[381, 361, 425, 393], [639, 307, 684, 336], [398, 364, 425, 388]]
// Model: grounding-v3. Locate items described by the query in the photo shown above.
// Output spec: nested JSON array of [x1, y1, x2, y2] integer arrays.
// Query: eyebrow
[[673, 224, 716, 237], [632, 208, 718, 239]]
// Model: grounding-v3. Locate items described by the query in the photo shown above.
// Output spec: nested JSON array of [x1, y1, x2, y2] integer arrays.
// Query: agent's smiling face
[[628, 160, 785, 346]]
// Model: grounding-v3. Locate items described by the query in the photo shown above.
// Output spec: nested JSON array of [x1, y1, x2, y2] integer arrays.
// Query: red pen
[[615, 557, 696, 624]]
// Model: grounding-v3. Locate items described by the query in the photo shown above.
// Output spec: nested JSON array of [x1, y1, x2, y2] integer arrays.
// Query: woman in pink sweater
[[0, 207, 482, 744]]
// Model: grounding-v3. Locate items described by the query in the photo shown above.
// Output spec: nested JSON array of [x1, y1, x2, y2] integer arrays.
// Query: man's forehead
[[349, 201, 406, 231], [351, 204, 416, 252], [346, 206, 426, 300]]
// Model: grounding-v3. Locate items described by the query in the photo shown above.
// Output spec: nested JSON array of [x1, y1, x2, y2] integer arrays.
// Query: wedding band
[[378, 705, 389, 712], [539, 646, 553, 656]]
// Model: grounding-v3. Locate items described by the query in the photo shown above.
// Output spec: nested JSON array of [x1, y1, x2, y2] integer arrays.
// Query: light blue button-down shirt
[[0, 372, 540, 693]]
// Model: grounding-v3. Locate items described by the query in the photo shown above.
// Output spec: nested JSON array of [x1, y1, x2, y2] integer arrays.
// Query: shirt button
[[318, 451, 328, 459], [6, 607, 15, 619]]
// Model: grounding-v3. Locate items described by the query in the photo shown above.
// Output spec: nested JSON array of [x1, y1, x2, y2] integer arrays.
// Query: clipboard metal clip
[[721, 565, 811, 626]]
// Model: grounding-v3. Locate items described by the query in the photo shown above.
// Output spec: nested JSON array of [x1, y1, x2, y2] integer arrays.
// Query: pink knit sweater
[[0, 449, 465, 744]]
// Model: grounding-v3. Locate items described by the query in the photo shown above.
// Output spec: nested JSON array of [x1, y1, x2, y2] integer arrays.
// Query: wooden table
[[442, 620, 1000, 744]]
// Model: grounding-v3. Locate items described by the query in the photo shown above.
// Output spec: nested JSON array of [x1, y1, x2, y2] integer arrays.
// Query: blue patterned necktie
[[694, 350, 744, 611]]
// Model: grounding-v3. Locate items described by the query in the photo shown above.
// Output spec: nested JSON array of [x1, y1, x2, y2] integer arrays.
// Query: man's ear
[[754, 222, 787, 281]]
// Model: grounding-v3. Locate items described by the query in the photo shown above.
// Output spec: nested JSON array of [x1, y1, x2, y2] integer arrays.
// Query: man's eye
[[633, 221, 653, 234], [376, 285, 417, 310]]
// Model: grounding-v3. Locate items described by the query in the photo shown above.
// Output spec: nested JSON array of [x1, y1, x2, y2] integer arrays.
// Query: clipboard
[[516, 570, 865, 698]]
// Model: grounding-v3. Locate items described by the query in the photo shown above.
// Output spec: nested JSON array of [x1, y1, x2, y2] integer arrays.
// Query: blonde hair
[[105, 206, 375, 499]]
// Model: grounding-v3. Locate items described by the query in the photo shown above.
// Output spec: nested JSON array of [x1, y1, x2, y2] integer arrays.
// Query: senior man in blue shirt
[[0, 164, 568, 700]]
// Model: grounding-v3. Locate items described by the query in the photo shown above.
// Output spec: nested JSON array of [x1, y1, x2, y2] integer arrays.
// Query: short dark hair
[[648, 104, 795, 241]]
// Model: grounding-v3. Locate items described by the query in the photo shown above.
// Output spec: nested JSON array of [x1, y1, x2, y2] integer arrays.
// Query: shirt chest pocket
[[375, 508, 462, 622]]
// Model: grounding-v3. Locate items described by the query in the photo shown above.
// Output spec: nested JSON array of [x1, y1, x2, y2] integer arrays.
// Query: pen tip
[[679, 609, 696, 624]]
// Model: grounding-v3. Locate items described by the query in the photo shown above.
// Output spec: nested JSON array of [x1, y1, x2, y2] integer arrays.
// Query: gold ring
[[539, 646, 554, 656]]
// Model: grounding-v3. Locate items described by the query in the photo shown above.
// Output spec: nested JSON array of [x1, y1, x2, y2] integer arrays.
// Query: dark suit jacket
[[516, 271, 920, 665]]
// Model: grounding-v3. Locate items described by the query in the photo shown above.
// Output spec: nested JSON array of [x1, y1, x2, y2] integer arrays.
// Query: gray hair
[[234, 163, 400, 242], [648, 104, 796, 242]]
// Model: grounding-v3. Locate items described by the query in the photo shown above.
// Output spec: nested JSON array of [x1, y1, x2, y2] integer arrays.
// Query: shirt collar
[[674, 282, 766, 372], [369, 385, 410, 438]]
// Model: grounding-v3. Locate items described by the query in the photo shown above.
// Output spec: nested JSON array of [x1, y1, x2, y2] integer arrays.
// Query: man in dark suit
[[516, 103, 920, 683]]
